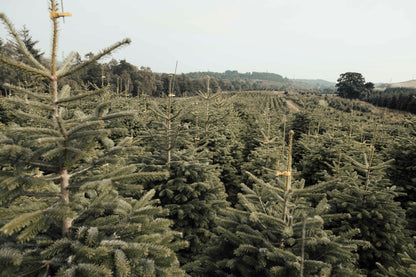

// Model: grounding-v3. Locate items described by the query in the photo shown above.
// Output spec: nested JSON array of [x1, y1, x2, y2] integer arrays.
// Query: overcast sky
[[1, 0, 416, 83]]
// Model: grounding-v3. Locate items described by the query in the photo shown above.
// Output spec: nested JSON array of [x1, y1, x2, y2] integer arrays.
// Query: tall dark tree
[[336, 72, 370, 99]]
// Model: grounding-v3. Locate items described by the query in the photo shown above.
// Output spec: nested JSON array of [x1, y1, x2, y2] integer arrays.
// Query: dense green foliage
[[362, 87, 416, 114], [1, 3, 416, 276], [0, 5, 186, 276], [335, 72, 416, 114], [336, 72, 374, 99]]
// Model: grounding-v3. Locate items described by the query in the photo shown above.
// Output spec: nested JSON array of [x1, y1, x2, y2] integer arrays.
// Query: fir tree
[[376, 241, 416, 277], [0, 2, 186, 275], [387, 121, 416, 235], [242, 105, 285, 183], [326, 126, 408, 276], [140, 77, 228, 266], [195, 131, 362, 276], [195, 80, 245, 204]]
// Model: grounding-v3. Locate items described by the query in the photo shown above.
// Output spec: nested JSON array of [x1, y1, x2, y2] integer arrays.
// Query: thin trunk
[[279, 115, 286, 166], [315, 121, 320, 138], [125, 79, 129, 98], [60, 168, 72, 234], [101, 66, 105, 87], [116, 77, 119, 96], [51, 0, 72, 236], [281, 130, 293, 223], [167, 75, 173, 167], [265, 108, 271, 168], [205, 77, 210, 132]]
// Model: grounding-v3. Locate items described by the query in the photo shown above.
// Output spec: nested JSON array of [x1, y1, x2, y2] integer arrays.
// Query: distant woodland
[[1, 27, 415, 115], [0, 28, 332, 98]]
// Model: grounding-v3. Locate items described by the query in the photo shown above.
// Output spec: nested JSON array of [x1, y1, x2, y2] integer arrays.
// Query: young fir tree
[[0, 3, 186, 276], [232, 94, 262, 162], [296, 112, 363, 188], [387, 121, 416, 236], [194, 79, 244, 204], [242, 103, 285, 183], [376, 242, 416, 277], [140, 76, 228, 266], [326, 126, 408, 276], [194, 130, 362, 277]]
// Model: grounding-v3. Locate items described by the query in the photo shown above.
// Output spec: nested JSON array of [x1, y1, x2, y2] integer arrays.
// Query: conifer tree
[[242, 104, 285, 183], [195, 130, 362, 276], [195, 81, 245, 204], [387, 122, 416, 235], [326, 126, 408, 276], [140, 76, 228, 266], [376, 242, 416, 277], [0, 2, 186, 275]]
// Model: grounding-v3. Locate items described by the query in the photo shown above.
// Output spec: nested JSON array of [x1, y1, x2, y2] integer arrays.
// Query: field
[[1, 86, 415, 276], [1, 1, 416, 275]]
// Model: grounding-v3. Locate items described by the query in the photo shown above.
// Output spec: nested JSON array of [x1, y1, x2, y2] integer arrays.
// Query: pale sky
[[1, 0, 416, 83]]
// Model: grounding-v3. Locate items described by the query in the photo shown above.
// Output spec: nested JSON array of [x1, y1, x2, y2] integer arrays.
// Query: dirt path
[[286, 100, 300, 112]]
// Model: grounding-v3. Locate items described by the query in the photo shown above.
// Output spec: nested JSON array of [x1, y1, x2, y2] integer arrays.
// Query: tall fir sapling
[[387, 120, 416, 235], [140, 75, 228, 266], [195, 79, 244, 203], [0, 2, 186, 275], [243, 104, 284, 183], [195, 130, 362, 276], [326, 125, 408, 276]]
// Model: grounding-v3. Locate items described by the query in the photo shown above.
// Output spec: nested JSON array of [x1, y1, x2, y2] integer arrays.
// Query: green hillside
[[294, 78, 336, 88]]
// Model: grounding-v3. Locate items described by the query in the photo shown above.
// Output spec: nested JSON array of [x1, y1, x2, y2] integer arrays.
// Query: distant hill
[[294, 79, 335, 88], [376, 80, 416, 89], [186, 71, 289, 83], [186, 71, 334, 92], [389, 80, 416, 88]]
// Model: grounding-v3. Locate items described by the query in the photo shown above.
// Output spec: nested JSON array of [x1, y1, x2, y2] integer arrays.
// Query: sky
[[1, 0, 416, 83]]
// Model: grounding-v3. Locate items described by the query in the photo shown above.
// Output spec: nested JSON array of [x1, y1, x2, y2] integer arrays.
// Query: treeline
[[188, 70, 287, 82], [0, 36, 220, 98], [335, 72, 416, 114], [362, 87, 416, 114], [187, 70, 292, 91], [0, 27, 317, 98], [65, 63, 294, 97]]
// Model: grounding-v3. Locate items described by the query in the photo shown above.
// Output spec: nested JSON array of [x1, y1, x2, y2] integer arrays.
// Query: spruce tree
[[0, 2, 186, 275]]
